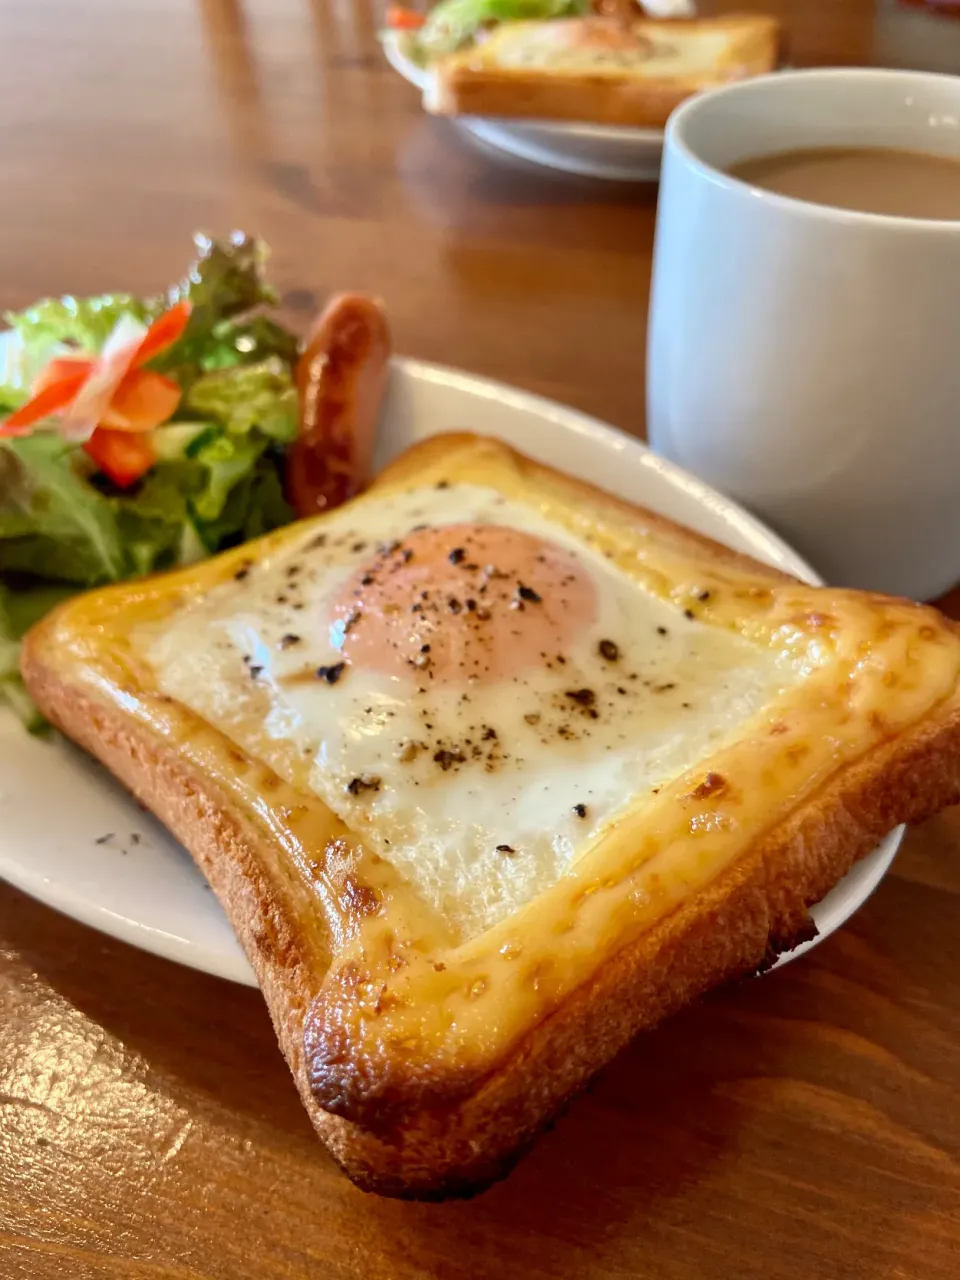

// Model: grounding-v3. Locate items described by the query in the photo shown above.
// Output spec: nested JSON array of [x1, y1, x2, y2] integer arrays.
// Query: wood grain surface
[[2, 1, 959, 1276]]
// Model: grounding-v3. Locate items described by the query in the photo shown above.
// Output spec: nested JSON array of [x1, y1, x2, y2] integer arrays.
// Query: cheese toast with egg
[[21, 432, 960, 1198], [423, 14, 782, 127]]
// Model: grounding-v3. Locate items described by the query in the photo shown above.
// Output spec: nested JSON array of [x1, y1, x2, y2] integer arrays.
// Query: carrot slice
[[33, 357, 94, 393], [100, 370, 182, 432], [0, 370, 91, 436]]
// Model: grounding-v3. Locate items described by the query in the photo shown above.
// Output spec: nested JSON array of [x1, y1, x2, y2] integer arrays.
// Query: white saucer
[[0, 357, 902, 984], [383, 33, 664, 181]]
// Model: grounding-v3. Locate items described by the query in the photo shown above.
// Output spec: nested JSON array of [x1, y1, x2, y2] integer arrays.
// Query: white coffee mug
[[646, 68, 960, 601]]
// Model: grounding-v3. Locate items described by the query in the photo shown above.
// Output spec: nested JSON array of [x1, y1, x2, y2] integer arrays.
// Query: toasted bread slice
[[423, 14, 782, 127], [21, 433, 960, 1199]]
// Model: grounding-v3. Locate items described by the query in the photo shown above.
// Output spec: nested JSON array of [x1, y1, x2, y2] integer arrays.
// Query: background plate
[[382, 33, 664, 181], [0, 357, 901, 983]]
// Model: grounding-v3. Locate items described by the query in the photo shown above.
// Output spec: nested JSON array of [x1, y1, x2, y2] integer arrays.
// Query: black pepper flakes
[[573, 803, 588, 819], [565, 688, 596, 707], [684, 609, 695, 621], [657, 626, 668, 636], [316, 662, 347, 685], [433, 748, 466, 771], [598, 639, 620, 662], [448, 598, 463, 615], [496, 844, 515, 854], [517, 584, 542, 604], [448, 547, 466, 565], [346, 775, 381, 796], [279, 634, 301, 649], [233, 566, 250, 581], [248, 665, 263, 678]]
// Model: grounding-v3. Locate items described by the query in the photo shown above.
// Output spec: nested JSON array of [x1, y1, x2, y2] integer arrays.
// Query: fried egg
[[146, 485, 797, 939]]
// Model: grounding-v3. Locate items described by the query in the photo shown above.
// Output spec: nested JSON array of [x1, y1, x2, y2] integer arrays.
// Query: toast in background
[[423, 13, 782, 127]]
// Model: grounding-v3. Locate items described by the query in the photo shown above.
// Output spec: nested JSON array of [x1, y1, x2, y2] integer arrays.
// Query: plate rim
[[0, 354, 901, 982], [382, 32, 665, 180]]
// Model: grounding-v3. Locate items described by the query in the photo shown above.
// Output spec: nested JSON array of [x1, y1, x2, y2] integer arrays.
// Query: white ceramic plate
[[383, 33, 664, 181], [0, 357, 901, 984]]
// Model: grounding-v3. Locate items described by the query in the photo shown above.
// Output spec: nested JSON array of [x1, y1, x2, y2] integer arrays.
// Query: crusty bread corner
[[20, 431, 960, 1199], [423, 14, 782, 128], [21, 631, 960, 1197]]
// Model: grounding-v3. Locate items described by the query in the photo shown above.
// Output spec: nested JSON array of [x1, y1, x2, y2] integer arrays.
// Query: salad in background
[[383, 0, 696, 60], [0, 233, 391, 728], [386, 0, 593, 60]]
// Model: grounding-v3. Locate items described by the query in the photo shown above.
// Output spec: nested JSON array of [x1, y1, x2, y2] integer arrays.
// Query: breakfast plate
[[383, 32, 664, 182], [0, 357, 902, 985]]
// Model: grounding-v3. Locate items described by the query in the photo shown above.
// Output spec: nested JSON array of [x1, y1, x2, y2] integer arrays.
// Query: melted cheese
[[143, 487, 796, 940], [483, 21, 731, 79]]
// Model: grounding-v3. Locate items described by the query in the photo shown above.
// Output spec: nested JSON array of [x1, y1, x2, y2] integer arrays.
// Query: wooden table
[[2, 1, 959, 1276]]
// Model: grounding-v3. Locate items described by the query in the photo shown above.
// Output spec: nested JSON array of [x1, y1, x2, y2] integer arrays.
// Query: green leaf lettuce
[[0, 232, 302, 729], [412, 0, 589, 60]]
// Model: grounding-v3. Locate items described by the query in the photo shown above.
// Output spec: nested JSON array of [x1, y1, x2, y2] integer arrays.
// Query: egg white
[[145, 485, 797, 940]]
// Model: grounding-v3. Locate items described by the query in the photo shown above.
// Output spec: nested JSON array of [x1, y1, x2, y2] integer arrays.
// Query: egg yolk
[[333, 523, 598, 685]]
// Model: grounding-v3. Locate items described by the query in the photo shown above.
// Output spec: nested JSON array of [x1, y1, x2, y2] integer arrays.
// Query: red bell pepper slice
[[83, 426, 156, 488], [386, 5, 425, 30]]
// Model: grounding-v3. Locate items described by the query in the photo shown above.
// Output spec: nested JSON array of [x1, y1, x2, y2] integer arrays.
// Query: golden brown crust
[[20, 430, 960, 1198], [423, 15, 782, 128]]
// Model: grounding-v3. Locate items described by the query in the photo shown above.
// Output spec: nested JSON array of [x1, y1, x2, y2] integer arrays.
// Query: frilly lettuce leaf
[[153, 232, 298, 382], [0, 435, 127, 584], [414, 0, 589, 59], [183, 358, 299, 441]]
